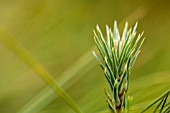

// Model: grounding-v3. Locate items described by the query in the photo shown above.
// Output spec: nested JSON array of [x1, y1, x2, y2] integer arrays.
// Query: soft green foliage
[[93, 21, 145, 112]]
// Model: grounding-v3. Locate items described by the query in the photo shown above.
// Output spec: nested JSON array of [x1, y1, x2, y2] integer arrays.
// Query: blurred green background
[[0, 0, 170, 113]]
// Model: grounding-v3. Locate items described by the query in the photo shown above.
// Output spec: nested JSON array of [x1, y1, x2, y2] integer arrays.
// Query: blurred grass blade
[[0, 28, 82, 113], [18, 49, 95, 113]]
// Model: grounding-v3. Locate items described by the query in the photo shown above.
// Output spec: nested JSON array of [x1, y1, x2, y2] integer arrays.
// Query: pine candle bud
[[114, 39, 123, 49]]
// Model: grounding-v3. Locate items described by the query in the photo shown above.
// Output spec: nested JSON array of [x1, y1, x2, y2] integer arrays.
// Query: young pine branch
[[93, 21, 145, 113]]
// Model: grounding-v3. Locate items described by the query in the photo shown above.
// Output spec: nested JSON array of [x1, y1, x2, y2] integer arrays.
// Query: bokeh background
[[0, 0, 170, 113]]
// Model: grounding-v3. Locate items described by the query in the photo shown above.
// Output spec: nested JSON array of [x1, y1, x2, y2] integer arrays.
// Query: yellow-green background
[[0, 0, 169, 113]]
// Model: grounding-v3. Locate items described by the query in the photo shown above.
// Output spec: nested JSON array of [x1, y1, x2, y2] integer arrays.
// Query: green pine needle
[[141, 89, 170, 113]]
